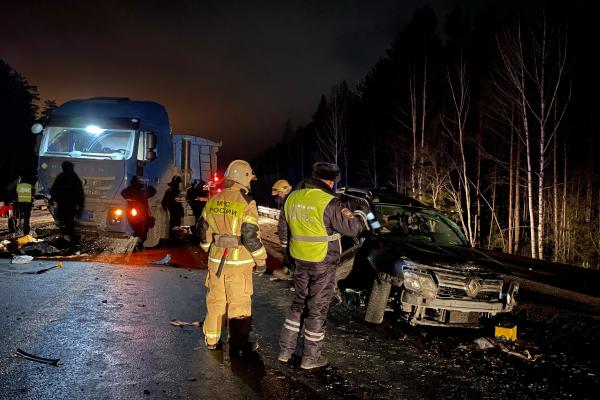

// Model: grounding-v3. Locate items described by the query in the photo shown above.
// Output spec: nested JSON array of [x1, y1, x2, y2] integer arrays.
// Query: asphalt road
[[1, 257, 599, 400], [1, 211, 599, 399]]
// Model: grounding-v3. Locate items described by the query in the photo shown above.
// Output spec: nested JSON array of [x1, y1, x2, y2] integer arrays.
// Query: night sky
[[0, 0, 467, 163]]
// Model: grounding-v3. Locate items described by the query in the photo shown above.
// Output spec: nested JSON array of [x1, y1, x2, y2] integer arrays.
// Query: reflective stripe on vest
[[16, 183, 32, 203], [284, 188, 335, 263]]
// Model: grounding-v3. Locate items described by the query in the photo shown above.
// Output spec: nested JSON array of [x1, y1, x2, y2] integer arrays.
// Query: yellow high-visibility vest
[[16, 183, 32, 203], [285, 188, 337, 263]]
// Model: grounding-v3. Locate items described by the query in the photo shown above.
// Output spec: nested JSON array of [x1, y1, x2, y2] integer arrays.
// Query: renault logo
[[465, 277, 482, 297]]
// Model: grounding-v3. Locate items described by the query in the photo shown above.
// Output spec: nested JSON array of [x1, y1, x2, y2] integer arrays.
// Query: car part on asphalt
[[14, 348, 59, 366], [169, 319, 202, 327]]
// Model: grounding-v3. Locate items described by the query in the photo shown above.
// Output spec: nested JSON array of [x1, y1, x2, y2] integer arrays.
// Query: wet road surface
[[1, 212, 599, 399]]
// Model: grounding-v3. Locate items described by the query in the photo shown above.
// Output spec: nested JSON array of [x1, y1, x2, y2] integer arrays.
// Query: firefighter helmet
[[272, 179, 292, 196], [224, 160, 257, 188]]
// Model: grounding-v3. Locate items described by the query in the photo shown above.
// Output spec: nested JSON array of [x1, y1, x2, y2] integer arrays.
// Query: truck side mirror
[[31, 123, 44, 134], [145, 132, 157, 161]]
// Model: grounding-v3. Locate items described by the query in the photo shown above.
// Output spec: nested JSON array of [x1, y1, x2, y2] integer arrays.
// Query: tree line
[[0, 59, 56, 200], [252, 2, 600, 268]]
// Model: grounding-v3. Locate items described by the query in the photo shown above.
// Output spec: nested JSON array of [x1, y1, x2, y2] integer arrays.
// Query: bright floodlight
[[85, 125, 105, 134]]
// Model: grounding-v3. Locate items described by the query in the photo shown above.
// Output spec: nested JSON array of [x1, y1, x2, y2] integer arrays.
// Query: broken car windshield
[[374, 204, 467, 246]]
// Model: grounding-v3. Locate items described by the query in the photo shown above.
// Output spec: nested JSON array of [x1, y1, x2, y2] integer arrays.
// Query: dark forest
[[252, 1, 600, 268]]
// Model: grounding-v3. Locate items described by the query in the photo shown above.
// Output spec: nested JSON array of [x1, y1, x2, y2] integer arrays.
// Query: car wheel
[[364, 278, 391, 324]]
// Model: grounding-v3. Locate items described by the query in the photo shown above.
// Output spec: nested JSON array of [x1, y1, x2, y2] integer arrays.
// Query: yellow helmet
[[224, 160, 256, 188], [272, 179, 292, 196]]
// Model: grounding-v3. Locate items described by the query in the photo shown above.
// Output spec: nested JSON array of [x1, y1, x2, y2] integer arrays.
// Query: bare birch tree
[[442, 56, 477, 246]]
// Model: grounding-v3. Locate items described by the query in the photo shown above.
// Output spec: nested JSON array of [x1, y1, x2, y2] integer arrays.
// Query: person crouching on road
[[196, 160, 267, 358], [277, 162, 365, 370], [271, 179, 294, 281]]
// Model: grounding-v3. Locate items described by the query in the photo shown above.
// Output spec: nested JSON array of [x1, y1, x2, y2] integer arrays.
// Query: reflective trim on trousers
[[304, 329, 325, 342], [204, 332, 222, 339], [283, 324, 300, 332]]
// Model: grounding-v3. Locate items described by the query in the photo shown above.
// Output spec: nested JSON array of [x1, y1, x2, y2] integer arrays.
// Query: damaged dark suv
[[338, 188, 519, 328]]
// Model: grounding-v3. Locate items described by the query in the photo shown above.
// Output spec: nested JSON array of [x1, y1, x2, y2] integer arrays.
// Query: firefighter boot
[[228, 317, 259, 359]]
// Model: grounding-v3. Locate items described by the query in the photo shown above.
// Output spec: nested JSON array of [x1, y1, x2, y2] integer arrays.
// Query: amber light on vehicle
[[114, 208, 123, 217]]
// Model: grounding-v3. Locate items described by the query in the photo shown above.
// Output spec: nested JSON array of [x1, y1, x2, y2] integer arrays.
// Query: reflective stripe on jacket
[[197, 182, 266, 268], [285, 188, 336, 262], [16, 183, 32, 203]]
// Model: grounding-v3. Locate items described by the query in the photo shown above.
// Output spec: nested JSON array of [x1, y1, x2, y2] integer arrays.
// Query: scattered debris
[[496, 341, 538, 362], [17, 234, 43, 246], [143, 389, 150, 395], [11, 255, 34, 264], [22, 265, 58, 275], [19, 242, 61, 256], [14, 348, 59, 366], [473, 337, 538, 362], [149, 254, 171, 265], [101, 300, 108, 304], [170, 319, 202, 328], [474, 337, 496, 350], [495, 324, 518, 341]]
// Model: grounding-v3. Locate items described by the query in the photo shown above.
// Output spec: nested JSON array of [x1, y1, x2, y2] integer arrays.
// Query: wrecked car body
[[338, 188, 519, 328]]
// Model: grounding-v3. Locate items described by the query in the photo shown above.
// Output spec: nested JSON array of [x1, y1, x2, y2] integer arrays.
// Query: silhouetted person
[[161, 175, 184, 240], [15, 176, 34, 235], [121, 176, 156, 242], [51, 161, 84, 243], [5, 175, 21, 234], [186, 179, 207, 222]]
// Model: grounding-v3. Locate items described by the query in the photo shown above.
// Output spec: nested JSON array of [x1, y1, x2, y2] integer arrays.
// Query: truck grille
[[435, 270, 503, 301]]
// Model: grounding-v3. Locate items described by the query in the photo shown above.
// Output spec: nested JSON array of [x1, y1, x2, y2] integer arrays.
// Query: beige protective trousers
[[203, 264, 254, 345]]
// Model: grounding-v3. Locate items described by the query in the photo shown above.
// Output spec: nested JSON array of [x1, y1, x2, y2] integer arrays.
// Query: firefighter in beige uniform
[[196, 160, 267, 357]]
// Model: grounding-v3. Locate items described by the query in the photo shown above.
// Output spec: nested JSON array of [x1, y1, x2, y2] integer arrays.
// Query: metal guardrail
[[257, 206, 280, 220]]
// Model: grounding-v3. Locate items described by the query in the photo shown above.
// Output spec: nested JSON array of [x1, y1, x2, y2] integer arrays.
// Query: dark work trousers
[[279, 262, 337, 363], [15, 203, 32, 235]]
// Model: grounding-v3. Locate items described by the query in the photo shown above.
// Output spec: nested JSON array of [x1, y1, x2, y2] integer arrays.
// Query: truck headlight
[[402, 270, 438, 299], [109, 208, 124, 225]]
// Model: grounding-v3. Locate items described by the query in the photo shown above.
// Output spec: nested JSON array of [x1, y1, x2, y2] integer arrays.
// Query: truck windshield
[[40, 126, 135, 160]]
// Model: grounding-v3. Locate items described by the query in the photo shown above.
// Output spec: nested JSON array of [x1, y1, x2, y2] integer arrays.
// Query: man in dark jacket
[[277, 162, 365, 369], [51, 161, 85, 243], [186, 179, 207, 223], [161, 176, 184, 240], [121, 176, 156, 242]]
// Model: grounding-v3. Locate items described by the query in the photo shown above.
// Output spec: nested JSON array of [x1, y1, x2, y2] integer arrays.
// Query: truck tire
[[364, 279, 391, 324]]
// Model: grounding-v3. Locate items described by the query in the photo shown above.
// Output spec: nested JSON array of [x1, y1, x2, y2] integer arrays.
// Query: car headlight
[[402, 270, 438, 299]]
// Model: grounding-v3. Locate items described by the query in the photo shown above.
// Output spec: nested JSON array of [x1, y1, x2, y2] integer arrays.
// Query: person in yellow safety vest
[[277, 162, 366, 370], [196, 160, 267, 357], [15, 176, 33, 235], [271, 179, 294, 281]]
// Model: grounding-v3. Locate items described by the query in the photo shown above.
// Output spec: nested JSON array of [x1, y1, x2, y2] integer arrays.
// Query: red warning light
[[217, 188, 222, 193], [213, 174, 220, 183]]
